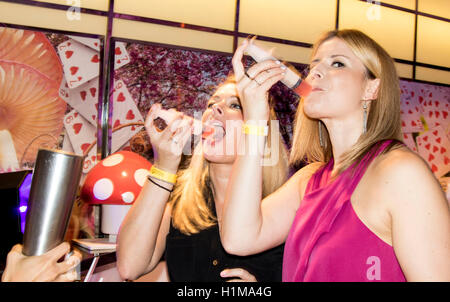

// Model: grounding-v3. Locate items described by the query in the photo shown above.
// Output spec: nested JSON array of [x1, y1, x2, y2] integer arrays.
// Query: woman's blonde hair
[[169, 78, 289, 235], [290, 29, 403, 174]]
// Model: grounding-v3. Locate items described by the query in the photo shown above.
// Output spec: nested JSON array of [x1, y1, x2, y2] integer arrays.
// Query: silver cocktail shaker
[[22, 148, 84, 256]]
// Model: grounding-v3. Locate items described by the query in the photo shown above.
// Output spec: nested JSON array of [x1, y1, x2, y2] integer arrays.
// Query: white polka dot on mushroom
[[102, 153, 124, 167], [121, 192, 135, 203], [134, 168, 150, 187], [93, 178, 114, 200]]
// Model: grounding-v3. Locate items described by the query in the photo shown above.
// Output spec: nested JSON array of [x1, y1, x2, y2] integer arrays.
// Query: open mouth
[[202, 120, 225, 143]]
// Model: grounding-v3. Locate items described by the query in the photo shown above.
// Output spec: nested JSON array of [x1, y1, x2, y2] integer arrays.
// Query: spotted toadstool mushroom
[[81, 150, 152, 238]]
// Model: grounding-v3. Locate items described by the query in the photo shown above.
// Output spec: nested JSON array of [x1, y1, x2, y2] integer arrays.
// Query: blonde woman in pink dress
[[219, 29, 450, 282]]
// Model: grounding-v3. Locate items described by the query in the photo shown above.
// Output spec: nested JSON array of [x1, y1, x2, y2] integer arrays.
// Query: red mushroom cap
[[81, 151, 152, 205]]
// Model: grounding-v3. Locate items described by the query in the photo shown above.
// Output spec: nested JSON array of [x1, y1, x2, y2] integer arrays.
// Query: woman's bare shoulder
[[369, 145, 446, 210], [372, 145, 430, 176]]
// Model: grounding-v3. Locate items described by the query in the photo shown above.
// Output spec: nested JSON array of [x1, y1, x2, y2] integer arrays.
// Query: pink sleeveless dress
[[283, 140, 406, 282]]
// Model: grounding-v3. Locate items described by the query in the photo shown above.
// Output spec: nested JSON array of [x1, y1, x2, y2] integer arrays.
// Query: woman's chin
[[201, 139, 236, 163]]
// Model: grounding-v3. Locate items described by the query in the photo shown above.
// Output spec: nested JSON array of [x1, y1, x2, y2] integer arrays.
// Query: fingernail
[[220, 270, 227, 277], [275, 60, 281, 65], [281, 65, 287, 70]]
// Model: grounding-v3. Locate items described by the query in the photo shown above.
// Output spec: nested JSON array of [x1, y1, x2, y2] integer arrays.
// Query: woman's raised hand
[[144, 103, 193, 174], [232, 38, 286, 122]]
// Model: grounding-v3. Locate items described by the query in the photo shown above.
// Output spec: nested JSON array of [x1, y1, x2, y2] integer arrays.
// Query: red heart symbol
[[92, 115, 96, 120], [428, 101, 432, 106], [425, 143, 430, 150], [423, 136, 428, 142], [73, 123, 82, 134], [406, 101, 410, 105], [403, 134, 408, 139], [441, 147, 447, 154], [411, 121, 417, 126], [117, 59, 121, 64], [401, 121, 406, 127], [80, 91, 87, 101], [411, 91, 414, 97], [444, 157, 449, 165], [408, 110, 413, 114], [70, 66, 79, 75], [431, 164, 438, 173], [428, 153, 435, 162], [78, 76, 82, 81], [65, 51, 74, 59], [91, 155, 96, 161], [443, 111, 448, 119], [94, 42, 98, 47], [435, 111, 440, 118], [115, 47, 122, 55], [131, 126, 135, 131], [117, 92, 125, 102], [429, 111, 433, 118], [114, 119, 121, 128], [435, 101, 439, 107], [429, 92, 433, 97], [90, 87, 96, 97], [126, 109, 135, 120], [81, 143, 90, 154], [74, 112, 78, 118], [419, 96, 423, 103], [95, 103, 99, 111], [91, 54, 99, 63], [433, 130, 438, 136], [436, 137, 441, 144], [432, 145, 438, 153]]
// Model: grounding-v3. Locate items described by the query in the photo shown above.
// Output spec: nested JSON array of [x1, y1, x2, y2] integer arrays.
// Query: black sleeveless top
[[165, 221, 284, 282]]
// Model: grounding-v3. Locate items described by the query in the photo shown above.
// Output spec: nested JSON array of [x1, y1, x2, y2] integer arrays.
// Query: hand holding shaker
[[244, 38, 312, 97], [22, 148, 84, 256]]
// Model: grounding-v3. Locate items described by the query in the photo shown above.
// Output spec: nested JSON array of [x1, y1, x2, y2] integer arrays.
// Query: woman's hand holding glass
[[232, 39, 286, 123], [144, 103, 193, 174]]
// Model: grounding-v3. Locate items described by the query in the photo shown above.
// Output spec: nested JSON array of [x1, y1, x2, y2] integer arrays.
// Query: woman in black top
[[117, 77, 288, 281]]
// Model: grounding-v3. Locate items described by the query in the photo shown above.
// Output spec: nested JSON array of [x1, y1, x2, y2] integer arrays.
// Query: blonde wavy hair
[[290, 29, 403, 174], [169, 79, 289, 235]]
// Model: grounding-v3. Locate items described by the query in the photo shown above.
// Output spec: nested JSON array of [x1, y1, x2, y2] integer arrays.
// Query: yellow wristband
[[242, 124, 269, 136], [149, 166, 177, 184]]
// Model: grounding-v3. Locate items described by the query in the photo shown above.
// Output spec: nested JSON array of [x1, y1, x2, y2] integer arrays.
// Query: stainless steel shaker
[[22, 148, 84, 256]]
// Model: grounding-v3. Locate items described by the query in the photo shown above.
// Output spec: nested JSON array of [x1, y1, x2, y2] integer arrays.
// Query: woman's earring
[[362, 101, 368, 134], [318, 121, 324, 148]]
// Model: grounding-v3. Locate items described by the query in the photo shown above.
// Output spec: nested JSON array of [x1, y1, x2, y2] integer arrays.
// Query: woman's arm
[[220, 39, 321, 256], [116, 104, 193, 280], [221, 161, 322, 256], [116, 183, 172, 280], [377, 149, 450, 281]]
